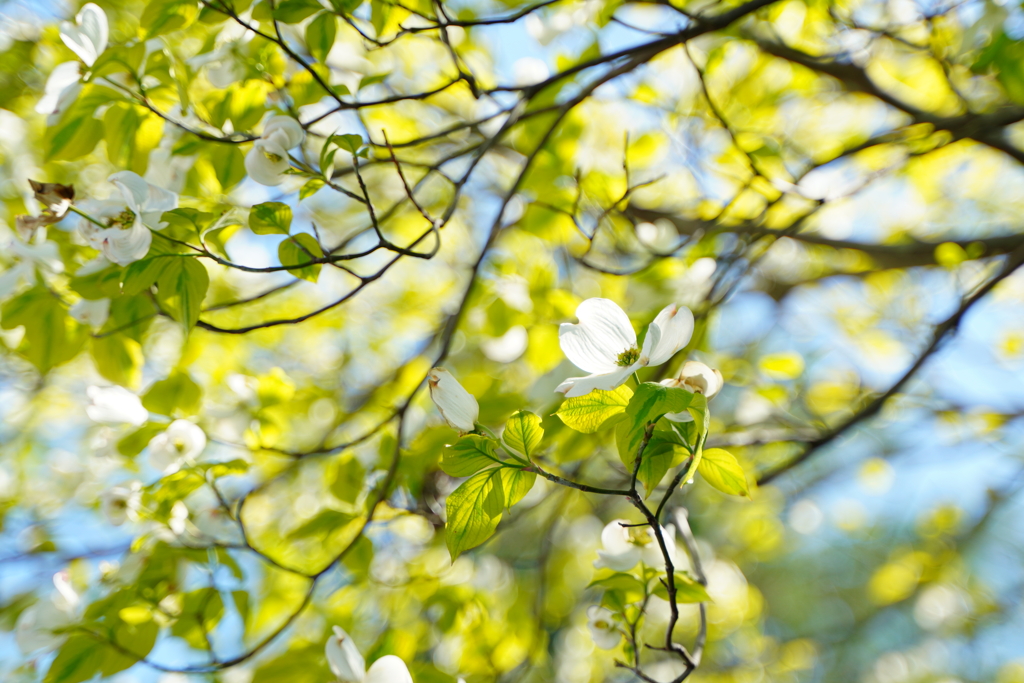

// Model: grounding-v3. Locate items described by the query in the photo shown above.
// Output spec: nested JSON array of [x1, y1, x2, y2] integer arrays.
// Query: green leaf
[[105, 294, 157, 342], [697, 448, 750, 497], [300, 178, 325, 200], [45, 636, 103, 683], [142, 370, 203, 416], [273, 0, 322, 23], [651, 572, 711, 604], [441, 435, 499, 477], [91, 335, 144, 389], [554, 385, 633, 433], [102, 619, 158, 675], [330, 455, 365, 504], [636, 430, 688, 498], [140, 0, 199, 37], [117, 423, 165, 456], [213, 145, 247, 191], [288, 509, 356, 540], [500, 467, 536, 509], [170, 589, 224, 649], [104, 103, 140, 168], [334, 133, 363, 154], [589, 572, 647, 603], [0, 286, 87, 373], [306, 12, 337, 63], [370, 0, 391, 35], [122, 255, 173, 295], [502, 410, 543, 458], [358, 72, 389, 89], [69, 266, 122, 299], [249, 201, 293, 235], [155, 257, 210, 330], [278, 233, 323, 282], [618, 383, 694, 469], [327, 0, 362, 13], [445, 468, 505, 560]]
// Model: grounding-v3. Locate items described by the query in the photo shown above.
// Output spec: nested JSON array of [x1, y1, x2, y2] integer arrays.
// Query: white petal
[[100, 219, 152, 265], [326, 626, 366, 682], [86, 386, 148, 425], [599, 519, 633, 554], [263, 115, 305, 149], [35, 62, 81, 116], [108, 171, 152, 213], [428, 368, 479, 432], [642, 304, 694, 366], [365, 655, 413, 683], [554, 364, 637, 398], [149, 420, 206, 473], [679, 360, 724, 400], [59, 3, 108, 66], [594, 546, 641, 572], [69, 298, 110, 330], [558, 298, 636, 373], [245, 140, 290, 186]]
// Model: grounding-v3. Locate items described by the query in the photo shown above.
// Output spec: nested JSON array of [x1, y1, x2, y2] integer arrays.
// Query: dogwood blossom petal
[[101, 483, 141, 526], [69, 297, 110, 330], [86, 386, 148, 425], [59, 3, 108, 66], [558, 298, 637, 374], [642, 304, 694, 366], [96, 219, 152, 265], [245, 138, 291, 186], [365, 655, 414, 683], [326, 626, 366, 682], [555, 364, 638, 398], [428, 368, 479, 432], [263, 115, 305, 149], [35, 62, 81, 117], [149, 420, 207, 474], [109, 171, 178, 217]]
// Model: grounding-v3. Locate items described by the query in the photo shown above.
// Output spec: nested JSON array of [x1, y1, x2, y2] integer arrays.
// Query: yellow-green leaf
[[555, 385, 633, 433], [698, 448, 750, 497], [502, 410, 543, 458]]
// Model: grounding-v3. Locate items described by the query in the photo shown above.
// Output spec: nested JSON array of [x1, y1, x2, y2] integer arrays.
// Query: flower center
[[173, 439, 187, 453], [594, 619, 609, 629], [110, 208, 137, 229], [263, 150, 283, 163], [627, 526, 653, 546], [616, 346, 640, 367]]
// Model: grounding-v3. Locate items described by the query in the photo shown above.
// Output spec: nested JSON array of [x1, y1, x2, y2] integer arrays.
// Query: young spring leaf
[[155, 257, 210, 330], [635, 430, 689, 497], [619, 383, 694, 469], [555, 385, 632, 433], [651, 572, 711, 604], [500, 467, 536, 510], [502, 410, 543, 458], [445, 468, 506, 560], [278, 233, 324, 282], [305, 12, 337, 63], [142, 370, 202, 416], [441, 435, 500, 477], [249, 201, 292, 235], [697, 448, 750, 497]]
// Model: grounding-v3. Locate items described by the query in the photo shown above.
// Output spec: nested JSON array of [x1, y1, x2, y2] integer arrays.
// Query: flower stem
[[68, 204, 108, 229]]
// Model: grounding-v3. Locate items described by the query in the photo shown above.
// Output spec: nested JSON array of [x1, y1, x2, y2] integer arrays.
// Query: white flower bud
[[427, 368, 479, 433], [326, 625, 366, 682], [660, 360, 725, 422]]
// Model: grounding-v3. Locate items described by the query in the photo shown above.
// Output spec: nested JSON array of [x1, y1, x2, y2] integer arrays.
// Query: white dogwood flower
[[15, 571, 80, 654], [86, 385, 148, 425], [594, 519, 677, 572], [60, 3, 108, 66], [556, 298, 694, 398], [427, 367, 479, 433], [326, 625, 414, 683], [78, 171, 178, 265], [245, 116, 305, 186], [148, 420, 207, 474], [69, 297, 110, 330], [0, 239, 64, 297], [660, 361, 725, 422], [101, 482, 141, 526], [587, 606, 621, 650], [36, 4, 107, 120]]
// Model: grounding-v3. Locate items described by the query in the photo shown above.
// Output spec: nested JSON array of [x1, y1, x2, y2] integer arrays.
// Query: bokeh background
[[1, 0, 1024, 680]]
